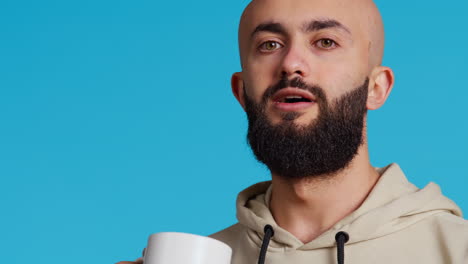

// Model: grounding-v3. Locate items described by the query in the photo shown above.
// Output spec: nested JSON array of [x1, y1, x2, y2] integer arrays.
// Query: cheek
[[243, 57, 281, 100], [313, 57, 365, 96]]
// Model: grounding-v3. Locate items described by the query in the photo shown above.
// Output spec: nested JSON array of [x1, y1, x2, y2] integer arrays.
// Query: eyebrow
[[303, 19, 351, 34], [251, 22, 287, 38], [250, 19, 351, 39]]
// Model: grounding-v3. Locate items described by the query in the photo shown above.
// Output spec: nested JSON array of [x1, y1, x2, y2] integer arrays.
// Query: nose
[[279, 42, 311, 79]]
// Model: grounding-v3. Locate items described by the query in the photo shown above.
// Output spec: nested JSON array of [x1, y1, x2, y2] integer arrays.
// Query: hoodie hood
[[235, 163, 462, 250]]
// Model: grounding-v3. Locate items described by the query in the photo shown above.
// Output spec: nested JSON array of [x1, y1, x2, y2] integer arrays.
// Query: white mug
[[143, 232, 232, 264]]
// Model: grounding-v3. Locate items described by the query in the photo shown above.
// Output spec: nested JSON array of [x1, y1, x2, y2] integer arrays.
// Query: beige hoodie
[[210, 164, 468, 263]]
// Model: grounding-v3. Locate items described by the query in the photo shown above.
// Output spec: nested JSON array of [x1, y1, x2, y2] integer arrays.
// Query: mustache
[[261, 77, 327, 104]]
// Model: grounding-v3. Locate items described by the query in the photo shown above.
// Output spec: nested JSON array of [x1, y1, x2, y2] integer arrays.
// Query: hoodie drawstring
[[258, 225, 274, 264], [335, 231, 349, 264], [258, 225, 350, 264]]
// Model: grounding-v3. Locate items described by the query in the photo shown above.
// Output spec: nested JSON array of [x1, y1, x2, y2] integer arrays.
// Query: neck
[[269, 143, 379, 243]]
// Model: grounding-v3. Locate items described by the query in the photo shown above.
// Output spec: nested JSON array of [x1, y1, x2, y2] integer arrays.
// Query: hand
[[115, 260, 143, 264]]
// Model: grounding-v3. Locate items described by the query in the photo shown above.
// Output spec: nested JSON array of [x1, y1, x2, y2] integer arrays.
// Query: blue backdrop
[[0, 0, 466, 263]]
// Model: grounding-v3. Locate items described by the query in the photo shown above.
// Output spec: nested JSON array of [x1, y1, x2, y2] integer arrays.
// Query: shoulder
[[209, 223, 246, 248], [429, 213, 468, 261], [415, 212, 468, 260], [430, 212, 468, 233]]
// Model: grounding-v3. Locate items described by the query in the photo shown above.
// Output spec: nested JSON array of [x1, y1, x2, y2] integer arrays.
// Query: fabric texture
[[210, 164, 468, 263]]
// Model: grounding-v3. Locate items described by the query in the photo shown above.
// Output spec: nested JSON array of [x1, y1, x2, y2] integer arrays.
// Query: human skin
[[117, 0, 395, 262], [231, 0, 395, 243]]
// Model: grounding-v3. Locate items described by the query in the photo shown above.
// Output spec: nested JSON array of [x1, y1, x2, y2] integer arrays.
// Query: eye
[[315, 38, 338, 50], [259, 41, 283, 52]]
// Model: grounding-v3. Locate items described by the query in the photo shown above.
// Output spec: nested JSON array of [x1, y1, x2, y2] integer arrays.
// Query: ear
[[231, 72, 246, 111], [367, 66, 395, 110]]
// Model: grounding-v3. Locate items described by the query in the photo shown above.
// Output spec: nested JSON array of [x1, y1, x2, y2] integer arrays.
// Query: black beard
[[244, 77, 369, 180]]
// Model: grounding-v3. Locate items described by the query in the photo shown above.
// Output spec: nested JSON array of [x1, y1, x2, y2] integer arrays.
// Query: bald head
[[238, 0, 385, 70]]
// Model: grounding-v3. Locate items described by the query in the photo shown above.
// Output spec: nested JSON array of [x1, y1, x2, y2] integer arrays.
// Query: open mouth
[[279, 95, 313, 103], [272, 88, 316, 108]]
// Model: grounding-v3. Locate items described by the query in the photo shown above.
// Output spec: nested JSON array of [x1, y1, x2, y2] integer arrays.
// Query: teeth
[[281, 95, 312, 103]]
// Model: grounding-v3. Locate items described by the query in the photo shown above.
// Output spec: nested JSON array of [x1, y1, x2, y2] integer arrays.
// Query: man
[[119, 0, 468, 263]]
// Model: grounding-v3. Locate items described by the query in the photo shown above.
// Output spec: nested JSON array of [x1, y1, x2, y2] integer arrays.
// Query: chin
[[282, 112, 317, 126]]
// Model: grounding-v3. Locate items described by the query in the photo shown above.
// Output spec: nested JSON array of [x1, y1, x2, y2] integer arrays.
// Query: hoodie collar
[[236, 163, 462, 250]]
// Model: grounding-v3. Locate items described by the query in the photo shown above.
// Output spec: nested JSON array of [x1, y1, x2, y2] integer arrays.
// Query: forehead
[[241, 0, 363, 37]]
